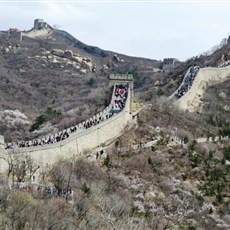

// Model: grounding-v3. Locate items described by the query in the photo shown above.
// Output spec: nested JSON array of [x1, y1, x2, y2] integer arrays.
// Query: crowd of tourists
[[5, 83, 129, 149], [13, 130, 70, 148], [174, 66, 200, 99], [113, 83, 128, 112], [217, 60, 230, 68]]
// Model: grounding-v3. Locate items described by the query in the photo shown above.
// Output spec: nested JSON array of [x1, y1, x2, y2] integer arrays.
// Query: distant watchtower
[[109, 74, 134, 104], [34, 19, 48, 30], [162, 58, 178, 71], [8, 28, 22, 42]]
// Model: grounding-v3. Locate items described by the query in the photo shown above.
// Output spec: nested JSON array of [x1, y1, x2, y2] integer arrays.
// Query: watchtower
[[109, 74, 134, 103], [34, 19, 48, 30], [8, 28, 22, 42], [162, 58, 178, 71]]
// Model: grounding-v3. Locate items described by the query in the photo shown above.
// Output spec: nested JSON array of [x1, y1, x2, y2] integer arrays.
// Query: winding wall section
[[0, 80, 132, 173], [175, 66, 230, 111]]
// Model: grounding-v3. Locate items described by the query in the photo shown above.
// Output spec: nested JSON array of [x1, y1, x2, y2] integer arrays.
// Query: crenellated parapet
[[109, 74, 133, 81]]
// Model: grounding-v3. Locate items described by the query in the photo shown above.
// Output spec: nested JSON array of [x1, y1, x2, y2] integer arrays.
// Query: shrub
[[157, 88, 164, 96], [86, 78, 95, 87], [216, 193, 223, 204], [194, 193, 204, 206], [148, 156, 155, 172], [137, 118, 144, 127], [223, 146, 230, 161], [30, 107, 62, 131], [184, 136, 189, 144], [29, 114, 46, 131], [45, 107, 62, 119], [31, 82, 39, 88], [103, 155, 110, 167], [81, 182, 91, 196]]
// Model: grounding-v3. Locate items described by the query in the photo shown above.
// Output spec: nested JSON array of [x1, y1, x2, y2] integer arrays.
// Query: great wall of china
[[1, 19, 230, 184], [1, 63, 229, 174], [175, 65, 230, 112], [0, 74, 134, 181]]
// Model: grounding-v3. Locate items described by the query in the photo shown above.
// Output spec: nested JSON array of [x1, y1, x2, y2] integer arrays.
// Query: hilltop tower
[[34, 19, 48, 30], [162, 58, 178, 71]]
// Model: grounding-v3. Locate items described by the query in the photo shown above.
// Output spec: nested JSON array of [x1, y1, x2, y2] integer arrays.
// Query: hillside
[[0, 22, 164, 142], [1, 20, 230, 230], [0, 102, 229, 230]]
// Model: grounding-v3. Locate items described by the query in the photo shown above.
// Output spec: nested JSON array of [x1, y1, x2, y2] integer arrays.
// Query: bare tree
[[1, 151, 39, 187]]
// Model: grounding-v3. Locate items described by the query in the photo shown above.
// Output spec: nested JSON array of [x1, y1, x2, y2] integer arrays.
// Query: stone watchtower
[[109, 73, 134, 103], [34, 19, 48, 30], [162, 58, 178, 71], [8, 28, 22, 42]]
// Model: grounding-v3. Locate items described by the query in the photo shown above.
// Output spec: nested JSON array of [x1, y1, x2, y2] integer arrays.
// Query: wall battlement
[[109, 74, 133, 81]]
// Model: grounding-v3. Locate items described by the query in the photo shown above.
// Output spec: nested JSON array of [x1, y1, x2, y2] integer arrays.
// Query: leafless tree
[[0, 151, 39, 187]]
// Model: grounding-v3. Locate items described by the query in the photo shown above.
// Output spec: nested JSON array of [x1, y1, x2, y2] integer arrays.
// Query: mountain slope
[[0, 24, 163, 142]]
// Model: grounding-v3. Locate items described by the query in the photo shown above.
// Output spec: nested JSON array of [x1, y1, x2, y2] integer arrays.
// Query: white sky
[[1, 1, 230, 61]]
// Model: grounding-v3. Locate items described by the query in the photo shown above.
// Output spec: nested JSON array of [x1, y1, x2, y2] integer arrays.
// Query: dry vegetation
[[0, 29, 165, 142], [1, 136, 229, 229], [1, 25, 230, 230], [202, 79, 230, 138]]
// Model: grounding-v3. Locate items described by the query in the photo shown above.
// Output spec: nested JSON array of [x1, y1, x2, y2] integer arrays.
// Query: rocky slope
[[0, 25, 163, 142]]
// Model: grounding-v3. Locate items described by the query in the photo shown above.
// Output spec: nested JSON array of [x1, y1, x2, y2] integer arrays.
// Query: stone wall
[[17, 109, 130, 168], [8, 30, 22, 42], [22, 29, 50, 39], [176, 66, 230, 111], [0, 85, 132, 173], [169, 67, 192, 99]]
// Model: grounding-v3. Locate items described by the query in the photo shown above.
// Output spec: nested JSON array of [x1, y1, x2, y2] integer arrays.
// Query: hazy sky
[[1, 1, 230, 61]]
